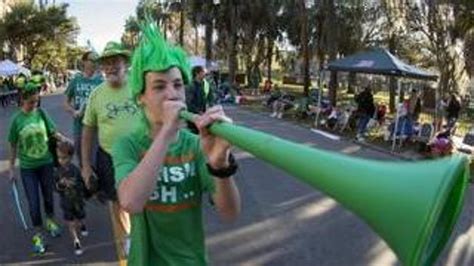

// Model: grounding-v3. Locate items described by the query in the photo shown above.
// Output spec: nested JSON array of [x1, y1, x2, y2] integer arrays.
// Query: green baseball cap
[[31, 73, 45, 85], [99, 41, 130, 60]]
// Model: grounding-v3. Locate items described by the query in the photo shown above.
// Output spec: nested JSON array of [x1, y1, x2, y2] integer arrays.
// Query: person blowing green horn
[[111, 20, 241, 265]]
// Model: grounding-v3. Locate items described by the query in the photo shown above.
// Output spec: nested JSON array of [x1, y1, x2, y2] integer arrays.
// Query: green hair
[[129, 20, 191, 103]]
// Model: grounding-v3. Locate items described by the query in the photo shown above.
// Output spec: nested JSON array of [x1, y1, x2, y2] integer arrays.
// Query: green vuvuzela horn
[[179, 110, 469, 266]]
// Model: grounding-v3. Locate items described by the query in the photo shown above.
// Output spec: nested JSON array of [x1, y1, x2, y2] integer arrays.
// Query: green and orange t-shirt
[[112, 125, 215, 266]]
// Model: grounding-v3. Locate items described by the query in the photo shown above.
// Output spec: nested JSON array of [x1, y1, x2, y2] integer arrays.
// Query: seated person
[[387, 115, 414, 140], [325, 107, 339, 129], [427, 126, 453, 157], [262, 79, 272, 94], [386, 102, 414, 139], [335, 106, 356, 132], [270, 92, 295, 119], [265, 85, 282, 108], [216, 80, 238, 104], [375, 102, 387, 125], [294, 96, 314, 119]]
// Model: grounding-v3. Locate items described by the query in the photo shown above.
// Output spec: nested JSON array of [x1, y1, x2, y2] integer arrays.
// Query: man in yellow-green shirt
[[81, 41, 138, 254]]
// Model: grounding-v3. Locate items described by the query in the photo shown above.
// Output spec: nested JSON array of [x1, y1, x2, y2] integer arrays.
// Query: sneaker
[[32, 233, 46, 254], [277, 113, 283, 119], [270, 112, 277, 118], [80, 224, 89, 237], [45, 218, 61, 237], [74, 240, 83, 256]]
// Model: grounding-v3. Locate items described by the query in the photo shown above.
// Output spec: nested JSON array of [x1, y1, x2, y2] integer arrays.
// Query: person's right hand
[[73, 110, 82, 118], [161, 100, 187, 134], [81, 165, 93, 189], [8, 168, 17, 182]]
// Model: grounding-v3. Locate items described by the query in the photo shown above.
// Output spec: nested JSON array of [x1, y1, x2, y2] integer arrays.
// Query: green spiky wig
[[129, 21, 191, 103]]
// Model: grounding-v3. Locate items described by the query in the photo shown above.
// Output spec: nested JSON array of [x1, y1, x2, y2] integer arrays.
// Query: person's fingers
[[196, 110, 232, 129], [207, 105, 223, 113]]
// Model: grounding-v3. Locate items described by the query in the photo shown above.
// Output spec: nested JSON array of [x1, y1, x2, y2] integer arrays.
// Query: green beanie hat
[[129, 21, 191, 103]]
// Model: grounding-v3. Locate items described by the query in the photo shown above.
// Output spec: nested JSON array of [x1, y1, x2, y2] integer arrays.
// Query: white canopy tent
[[188, 56, 219, 70], [17, 65, 31, 77], [0, 59, 20, 76]]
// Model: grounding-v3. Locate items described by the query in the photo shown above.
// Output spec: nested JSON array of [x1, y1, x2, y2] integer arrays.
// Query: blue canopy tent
[[326, 48, 437, 80], [325, 48, 438, 150]]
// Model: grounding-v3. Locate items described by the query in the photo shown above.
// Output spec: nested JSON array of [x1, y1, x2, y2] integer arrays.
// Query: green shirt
[[112, 126, 216, 266], [82, 82, 139, 154], [65, 73, 103, 135], [8, 109, 55, 169]]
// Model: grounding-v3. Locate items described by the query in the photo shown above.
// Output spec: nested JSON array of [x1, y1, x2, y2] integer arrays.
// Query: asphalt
[[0, 94, 472, 266]]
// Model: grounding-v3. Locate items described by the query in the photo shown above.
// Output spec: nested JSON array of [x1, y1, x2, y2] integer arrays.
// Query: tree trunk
[[205, 19, 213, 69], [245, 54, 252, 86], [194, 25, 199, 55], [266, 40, 273, 82], [347, 72, 356, 94], [300, 0, 310, 96], [229, 33, 238, 84], [325, 0, 337, 105], [179, 1, 185, 46], [228, 6, 238, 83], [388, 37, 397, 113], [389, 77, 397, 113], [329, 71, 338, 105]]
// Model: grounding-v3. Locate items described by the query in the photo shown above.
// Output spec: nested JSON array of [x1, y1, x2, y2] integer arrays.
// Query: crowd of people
[[256, 79, 466, 158], [6, 22, 241, 265]]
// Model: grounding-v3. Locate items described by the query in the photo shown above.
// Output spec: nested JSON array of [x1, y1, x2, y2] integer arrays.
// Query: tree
[[122, 16, 140, 49], [0, 2, 78, 72], [282, 0, 374, 100], [406, 0, 471, 97]]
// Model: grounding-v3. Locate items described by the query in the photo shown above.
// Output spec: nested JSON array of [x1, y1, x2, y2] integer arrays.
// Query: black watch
[[206, 153, 238, 178]]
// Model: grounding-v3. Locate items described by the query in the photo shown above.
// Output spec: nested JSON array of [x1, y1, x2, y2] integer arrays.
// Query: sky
[[58, 0, 137, 52]]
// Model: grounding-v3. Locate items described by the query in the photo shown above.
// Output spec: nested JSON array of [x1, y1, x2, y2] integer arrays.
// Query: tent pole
[[391, 79, 401, 151], [314, 68, 324, 128]]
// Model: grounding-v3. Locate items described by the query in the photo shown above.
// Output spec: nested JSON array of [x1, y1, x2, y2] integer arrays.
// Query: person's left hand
[[195, 105, 232, 168]]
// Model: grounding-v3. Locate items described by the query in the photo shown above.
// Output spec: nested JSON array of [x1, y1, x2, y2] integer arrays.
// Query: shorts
[[61, 197, 85, 221], [95, 147, 117, 202]]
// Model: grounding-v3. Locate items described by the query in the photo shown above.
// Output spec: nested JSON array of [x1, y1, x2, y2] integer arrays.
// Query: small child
[[429, 126, 453, 157], [55, 140, 88, 255]]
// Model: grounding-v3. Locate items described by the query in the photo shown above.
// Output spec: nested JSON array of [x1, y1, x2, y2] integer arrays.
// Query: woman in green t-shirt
[[111, 23, 241, 265], [7, 84, 65, 255]]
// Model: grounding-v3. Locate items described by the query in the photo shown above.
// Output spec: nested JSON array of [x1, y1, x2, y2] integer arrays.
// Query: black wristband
[[206, 153, 238, 178]]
